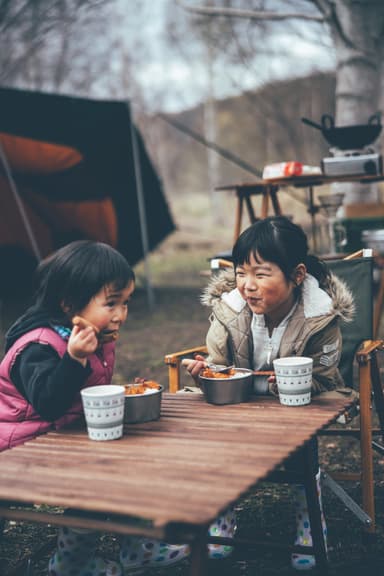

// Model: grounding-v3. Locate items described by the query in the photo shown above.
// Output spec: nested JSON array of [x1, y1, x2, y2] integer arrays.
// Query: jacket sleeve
[[11, 342, 91, 420], [302, 318, 343, 395], [205, 314, 231, 366]]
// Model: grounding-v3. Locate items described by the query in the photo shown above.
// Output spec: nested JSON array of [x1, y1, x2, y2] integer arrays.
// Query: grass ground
[[1, 193, 384, 575]]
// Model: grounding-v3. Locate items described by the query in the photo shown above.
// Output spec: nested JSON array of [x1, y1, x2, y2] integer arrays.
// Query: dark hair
[[33, 241, 135, 323], [232, 216, 329, 286]]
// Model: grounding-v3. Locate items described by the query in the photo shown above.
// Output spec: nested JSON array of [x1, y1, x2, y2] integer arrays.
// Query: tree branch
[[175, 0, 325, 23], [311, 0, 332, 20]]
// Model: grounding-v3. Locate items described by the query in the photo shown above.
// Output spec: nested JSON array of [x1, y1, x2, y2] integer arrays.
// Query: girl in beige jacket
[[186, 216, 354, 571]]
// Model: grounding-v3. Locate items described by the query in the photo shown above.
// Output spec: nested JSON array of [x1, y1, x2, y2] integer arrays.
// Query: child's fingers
[[71, 323, 97, 343], [71, 324, 81, 337], [68, 326, 98, 359], [181, 358, 196, 368], [190, 362, 206, 378], [181, 356, 207, 368], [181, 357, 206, 379], [269, 381, 279, 396], [72, 315, 99, 334], [75, 326, 96, 341]]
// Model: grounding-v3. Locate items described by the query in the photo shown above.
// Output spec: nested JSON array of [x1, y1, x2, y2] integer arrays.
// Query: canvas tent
[[0, 87, 175, 296]]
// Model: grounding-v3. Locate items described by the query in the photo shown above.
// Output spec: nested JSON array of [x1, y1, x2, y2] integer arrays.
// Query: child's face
[[75, 280, 135, 338], [235, 253, 302, 322]]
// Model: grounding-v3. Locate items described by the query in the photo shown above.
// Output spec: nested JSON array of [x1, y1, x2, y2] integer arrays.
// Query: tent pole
[[128, 104, 155, 311], [0, 141, 42, 262]]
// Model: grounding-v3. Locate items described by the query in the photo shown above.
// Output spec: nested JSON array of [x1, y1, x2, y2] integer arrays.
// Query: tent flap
[[0, 87, 175, 295]]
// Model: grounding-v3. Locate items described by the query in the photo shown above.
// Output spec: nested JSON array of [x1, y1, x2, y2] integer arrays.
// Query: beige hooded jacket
[[201, 268, 355, 395]]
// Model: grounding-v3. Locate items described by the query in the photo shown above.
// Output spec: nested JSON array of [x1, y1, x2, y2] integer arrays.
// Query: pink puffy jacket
[[0, 327, 115, 451]]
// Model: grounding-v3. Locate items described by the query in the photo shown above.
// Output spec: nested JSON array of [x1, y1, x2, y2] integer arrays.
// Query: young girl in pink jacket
[[0, 240, 192, 575]]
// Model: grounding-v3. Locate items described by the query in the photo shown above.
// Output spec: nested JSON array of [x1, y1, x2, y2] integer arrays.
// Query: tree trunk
[[328, 0, 384, 204]]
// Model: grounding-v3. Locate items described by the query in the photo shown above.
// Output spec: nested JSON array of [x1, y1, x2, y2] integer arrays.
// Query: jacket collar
[[202, 268, 354, 321]]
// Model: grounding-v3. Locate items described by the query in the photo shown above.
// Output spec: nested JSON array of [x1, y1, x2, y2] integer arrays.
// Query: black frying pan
[[301, 113, 382, 149]]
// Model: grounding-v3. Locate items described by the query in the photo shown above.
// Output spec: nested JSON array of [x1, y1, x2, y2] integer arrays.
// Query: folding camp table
[[216, 172, 384, 249], [0, 393, 354, 575]]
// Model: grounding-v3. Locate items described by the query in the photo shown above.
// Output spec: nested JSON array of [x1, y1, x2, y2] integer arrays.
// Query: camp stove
[[302, 113, 383, 177], [321, 146, 383, 178]]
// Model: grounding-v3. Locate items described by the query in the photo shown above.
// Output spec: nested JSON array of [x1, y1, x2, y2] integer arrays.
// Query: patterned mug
[[273, 357, 313, 406], [80, 384, 125, 440]]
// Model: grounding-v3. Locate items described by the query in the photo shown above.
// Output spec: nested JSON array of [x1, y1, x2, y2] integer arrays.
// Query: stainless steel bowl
[[198, 368, 253, 405], [124, 385, 163, 423]]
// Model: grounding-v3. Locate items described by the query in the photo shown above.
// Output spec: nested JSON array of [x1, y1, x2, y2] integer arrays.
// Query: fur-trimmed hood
[[201, 268, 355, 323]]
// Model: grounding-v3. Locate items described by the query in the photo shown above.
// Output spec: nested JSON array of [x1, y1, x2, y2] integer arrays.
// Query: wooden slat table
[[0, 393, 354, 574], [215, 182, 281, 243]]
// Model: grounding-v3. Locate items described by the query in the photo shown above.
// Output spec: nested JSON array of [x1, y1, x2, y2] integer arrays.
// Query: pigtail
[[305, 254, 331, 289]]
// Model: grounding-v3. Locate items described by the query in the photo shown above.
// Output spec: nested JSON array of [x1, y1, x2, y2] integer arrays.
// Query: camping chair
[[164, 250, 384, 542], [318, 251, 384, 539]]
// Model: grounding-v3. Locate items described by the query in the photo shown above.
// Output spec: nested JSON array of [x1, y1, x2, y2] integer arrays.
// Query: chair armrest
[[356, 340, 384, 364], [211, 258, 233, 270], [164, 345, 208, 393]]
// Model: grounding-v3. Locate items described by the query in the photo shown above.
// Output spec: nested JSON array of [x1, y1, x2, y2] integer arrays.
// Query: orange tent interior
[[0, 87, 174, 297]]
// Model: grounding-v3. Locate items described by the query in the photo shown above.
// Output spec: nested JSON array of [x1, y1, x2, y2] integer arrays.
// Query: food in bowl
[[198, 367, 253, 405], [200, 367, 237, 379], [124, 380, 161, 395], [123, 380, 163, 423]]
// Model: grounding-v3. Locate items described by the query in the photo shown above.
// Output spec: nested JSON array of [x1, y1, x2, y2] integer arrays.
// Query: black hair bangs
[[34, 241, 134, 321], [232, 217, 309, 280], [90, 246, 135, 291]]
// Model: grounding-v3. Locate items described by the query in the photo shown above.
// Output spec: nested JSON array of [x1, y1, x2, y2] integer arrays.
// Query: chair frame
[[319, 338, 384, 537], [165, 345, 208, 393]]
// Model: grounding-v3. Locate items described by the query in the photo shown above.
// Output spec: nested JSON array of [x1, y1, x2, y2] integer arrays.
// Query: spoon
[[206, 363, 235, 374], [181, 359, 235, 374]]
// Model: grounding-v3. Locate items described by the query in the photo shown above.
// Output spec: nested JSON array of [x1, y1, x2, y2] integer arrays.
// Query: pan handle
[[301, 117, 323, 130], [368, 112, 381, 125], [321, 114, 334, 130]]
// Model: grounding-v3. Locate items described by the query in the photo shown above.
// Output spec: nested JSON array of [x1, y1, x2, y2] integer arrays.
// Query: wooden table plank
[[0, 393, 354, 532]]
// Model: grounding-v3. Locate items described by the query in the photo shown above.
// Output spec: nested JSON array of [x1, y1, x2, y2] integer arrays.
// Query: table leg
[[189, 527, 209, 576], [234, 191, 243, 242], [270, 185, 282, 216], [301, 442, 329, 573], [261, 189, 269, 218]]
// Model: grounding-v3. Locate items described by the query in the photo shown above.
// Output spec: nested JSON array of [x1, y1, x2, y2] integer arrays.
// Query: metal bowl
[[198, 368, 253, 405], [123, 384, 163, 423]]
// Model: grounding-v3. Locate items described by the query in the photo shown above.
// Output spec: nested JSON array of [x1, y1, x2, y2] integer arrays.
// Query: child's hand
[[267, 373, 278, 396], [67, 324, 99, 366], [182, 354, 207, 382]]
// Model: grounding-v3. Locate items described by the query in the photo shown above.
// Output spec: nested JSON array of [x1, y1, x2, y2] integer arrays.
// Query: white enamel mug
[[80, 384, 125, 440], [273, 357, 313, 406]]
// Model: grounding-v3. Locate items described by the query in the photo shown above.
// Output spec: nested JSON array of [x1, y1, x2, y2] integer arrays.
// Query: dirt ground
[[1, 195, 384, 575]]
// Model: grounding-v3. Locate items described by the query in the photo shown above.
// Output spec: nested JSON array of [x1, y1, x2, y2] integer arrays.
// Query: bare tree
[[175, 0, 384, 205], [1, 0, 166, 110], [0, 1, 98, 84]]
